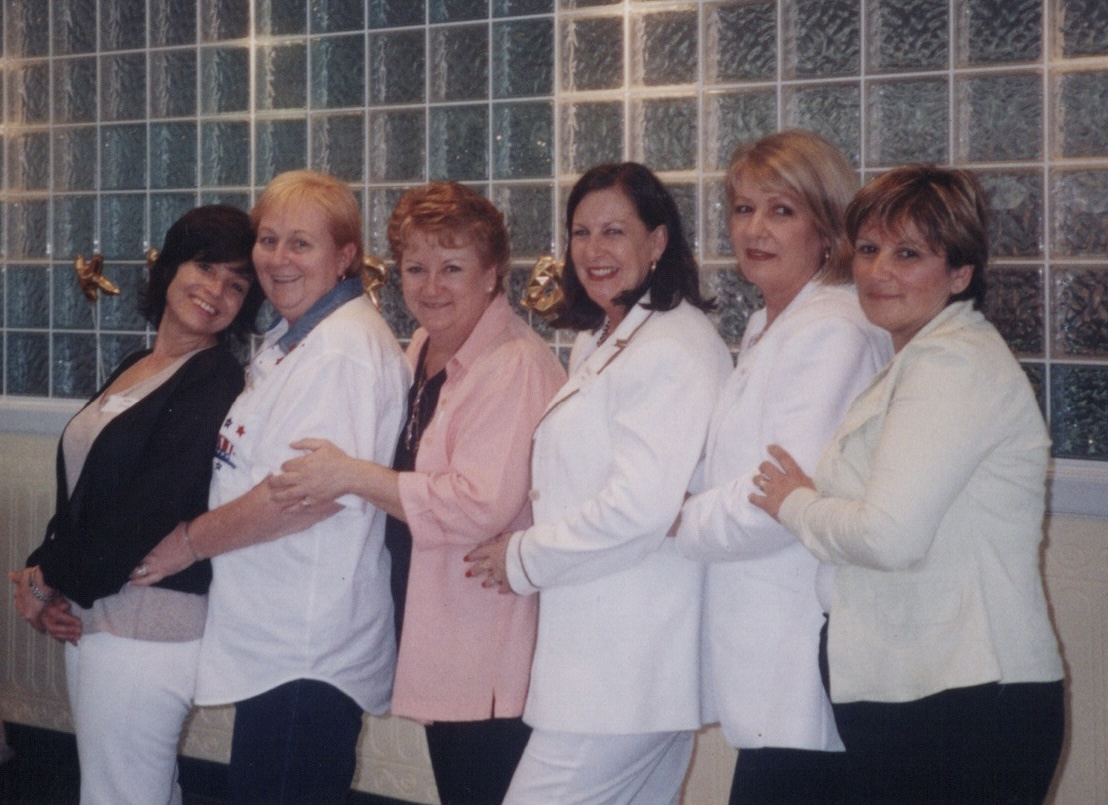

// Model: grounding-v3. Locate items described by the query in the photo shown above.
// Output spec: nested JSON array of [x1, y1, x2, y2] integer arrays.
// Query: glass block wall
[[1, 0, 1106, 460]]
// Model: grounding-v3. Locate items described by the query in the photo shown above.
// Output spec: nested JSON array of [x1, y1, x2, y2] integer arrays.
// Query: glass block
[[8, 201, 49, 259], [634, 11, 697, 87], [52, 264, 96, 330], [561, 0, 622, 7], [256, 0, 308, 35], [201, 121, 250, 186], [956, 73, 1042, 162], [495, 0, 554, 16], [784, 83, 861, 166], [200, 0, 251, 41], [310, 35, 366, 109], [705, 90, 777, 172], [53, 333, 98, 399], [255, 119, 308, 185], [199, 190, 251, 211], [866, 79, 948, 165], [5, 0, 50, 58], [632, 97, 698, 173], [978, 170, 1043, 258], [101, 0, 147, 51], [53, 0, 97, 55], [7, 132, 50, 191], [560, 16, 623, 91], [150, 0, 199, 46], [429, 24, 489, 102], [667, 182, 699, 254], [494, 102, 553, 179], [1053, 266, 1108, 357], [97, 267, 148, 332], [505, 265, 557, 340], [151, 194, 202, 250], [368, 0, 425, 28], [784, 0, 860, 79], [378, 263, 419, 340], [7, 332, 50, 396], [101, 195, 148, 261], [1050, 364, 1108, 460], [256, 44, 307, 111], [6, 63, 50, 124], [492, 184, 555, 258], [1022, 362, 1045, 413], [150, 122, 199, 190], [311, 0, 364, 32], [959, 0, 1040, 65], [53, 196, 97, 260], [53, 57, 98, 124], [53, 127, 97, 191], [366, 187, 410, 258], [702, 178, 734, 261], [560, 101, 624, 174], [1056, 71, 1108, 159], [369, 30, 426, 105], [706, 1, 776, 84], [428, 105, 489, 181], [200, 47, 250, 114], [101, 124, 148, 191], [100, 335, 151, 374], [1058, 0, 1108, 58], [702, 267, 762, 347], [867, 0, 947, 72], [149, 50, 198, 118], [430, 0, 488, 23], [312, 114, 366, 183], [368, 109, 427, 182], [1050, 170, 1108, 258], [984, 265, 1043, 356], [493, 19, 554, 99], [6, 267, 49, 328]]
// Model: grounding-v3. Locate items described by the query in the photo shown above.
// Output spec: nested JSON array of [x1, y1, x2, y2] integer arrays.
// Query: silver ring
[[756, 475, 766, 490], [301, 497, 311, 508], [135, 564, 149, 578]]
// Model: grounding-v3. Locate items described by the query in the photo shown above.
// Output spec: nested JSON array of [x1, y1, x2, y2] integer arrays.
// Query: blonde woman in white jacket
[[754, 166, 1064, 804], [675, 131, 892, 804], [468, 162, 731, 805]]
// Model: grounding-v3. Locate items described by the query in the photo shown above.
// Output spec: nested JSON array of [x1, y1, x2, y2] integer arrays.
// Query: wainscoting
[[2, 432, 1104, 803]]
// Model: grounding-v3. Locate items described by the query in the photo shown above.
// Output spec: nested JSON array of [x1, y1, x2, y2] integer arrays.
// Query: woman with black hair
[[468, 163, 732, 804], [10, 205, 263, 805]]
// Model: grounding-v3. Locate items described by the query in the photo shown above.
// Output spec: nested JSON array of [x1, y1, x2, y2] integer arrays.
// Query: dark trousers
[[229, 679, 364, 805], [821, 622, 1065, 804], [424, 717, 531, 805]]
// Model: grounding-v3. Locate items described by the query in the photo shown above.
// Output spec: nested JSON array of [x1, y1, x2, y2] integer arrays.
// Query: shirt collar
[[276, 276, 364, 354]]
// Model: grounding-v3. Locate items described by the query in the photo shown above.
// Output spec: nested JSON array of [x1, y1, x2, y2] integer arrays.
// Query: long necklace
[[404, 361, 430, 453]]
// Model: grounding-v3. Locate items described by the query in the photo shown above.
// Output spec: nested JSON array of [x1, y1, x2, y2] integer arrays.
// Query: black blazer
[[29, 346, 244, 609]]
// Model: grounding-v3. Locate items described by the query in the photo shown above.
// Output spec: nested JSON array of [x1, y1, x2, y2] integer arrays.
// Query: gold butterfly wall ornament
[[362, 255, 388, 310], [73, 253, 121, 302], [521, 255, 566, 320]]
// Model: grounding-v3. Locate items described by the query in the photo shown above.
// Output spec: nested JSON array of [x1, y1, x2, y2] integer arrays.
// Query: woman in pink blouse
[[270, 182, 565, 805]]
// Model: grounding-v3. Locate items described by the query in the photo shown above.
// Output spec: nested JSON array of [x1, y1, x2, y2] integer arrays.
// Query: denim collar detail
[[277, 276, 364, 354]]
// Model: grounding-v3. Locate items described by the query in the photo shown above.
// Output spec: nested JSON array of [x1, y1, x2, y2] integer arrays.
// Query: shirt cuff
[[505, 531, 539, 596]]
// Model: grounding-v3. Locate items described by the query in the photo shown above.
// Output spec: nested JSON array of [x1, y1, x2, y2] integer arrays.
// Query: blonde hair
[[727, 130, 858, 285], [251, 170, 364, 277]]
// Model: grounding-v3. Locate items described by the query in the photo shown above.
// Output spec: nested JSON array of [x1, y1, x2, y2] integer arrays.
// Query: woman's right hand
[[8, 567, 50, 632], [41, 598, 83, 646], [271, 438, 356, 507]]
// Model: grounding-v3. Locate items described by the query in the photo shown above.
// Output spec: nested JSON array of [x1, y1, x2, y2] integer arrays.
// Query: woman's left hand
[[8, 567, 50, 631], [465, 534, 513, 594], [41, 598, 83, 646], [749, 444, 815, 520], [129, 523, 193, 587]]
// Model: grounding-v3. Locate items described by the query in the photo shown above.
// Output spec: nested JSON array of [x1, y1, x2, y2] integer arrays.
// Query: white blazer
[[676, 282, 892, 750], [506, 298, 732, 734]]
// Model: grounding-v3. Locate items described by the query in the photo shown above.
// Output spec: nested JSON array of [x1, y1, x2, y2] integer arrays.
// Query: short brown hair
[[251, 170, 364, 277], [846, 165, 989, 308], [727, 130, 858, 285], [387, 182, 510, 293]]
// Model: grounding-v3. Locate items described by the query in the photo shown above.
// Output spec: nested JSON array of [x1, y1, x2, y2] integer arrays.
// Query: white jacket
[[677, 281, 891, 749], [506, 298, 732, 734]]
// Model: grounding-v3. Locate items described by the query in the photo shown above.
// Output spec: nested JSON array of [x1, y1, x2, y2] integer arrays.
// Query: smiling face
[[161, 259, 253, 343], [568, 187, 667, 327], [852, 219, 972, 351], [400, 229, 497, 354], [729, 175, 827, 318], [252, 201, 356, 324]]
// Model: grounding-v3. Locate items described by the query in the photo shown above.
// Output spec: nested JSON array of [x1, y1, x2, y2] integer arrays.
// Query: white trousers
[[65, 632, 201, 805], [504, 729, 695, 805]]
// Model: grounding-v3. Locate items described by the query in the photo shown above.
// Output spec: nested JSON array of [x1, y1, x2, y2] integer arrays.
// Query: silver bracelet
[[27, 572, 57, 603]]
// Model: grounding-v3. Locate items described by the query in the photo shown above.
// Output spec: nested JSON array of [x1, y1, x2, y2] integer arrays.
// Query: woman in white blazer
[[675, 130, 892, 804], [469, 162, 732, 805], [754, 166, 1064, 803]]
